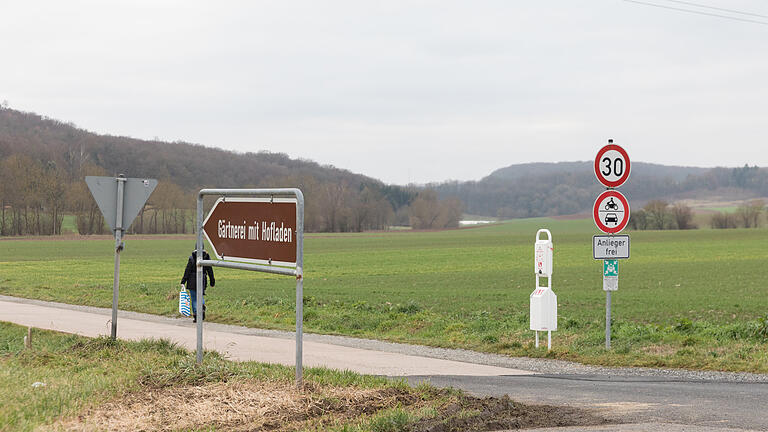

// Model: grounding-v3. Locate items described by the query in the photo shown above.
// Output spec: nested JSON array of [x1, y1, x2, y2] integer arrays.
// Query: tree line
[[0, 107, 463, 235], [629, 200, 766, 230]]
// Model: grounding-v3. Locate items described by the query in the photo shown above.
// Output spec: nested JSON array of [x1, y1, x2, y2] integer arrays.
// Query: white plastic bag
[[179, 285, 191, 317]]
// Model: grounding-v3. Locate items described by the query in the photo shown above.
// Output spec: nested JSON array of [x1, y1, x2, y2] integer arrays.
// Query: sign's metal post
[[606, 231, 612, 350], [295, 191, 304, 387], [196, 194, 204, 365], [194, 188, 305, 388], [606, 290, 612, 349], [110, 175, 126, 341]]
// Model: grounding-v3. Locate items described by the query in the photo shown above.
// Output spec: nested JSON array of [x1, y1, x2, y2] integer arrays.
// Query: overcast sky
[[2, 1, 767, 184]]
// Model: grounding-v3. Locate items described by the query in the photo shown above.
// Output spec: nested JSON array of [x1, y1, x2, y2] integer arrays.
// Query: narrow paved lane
[[0, 296, 529, 377]]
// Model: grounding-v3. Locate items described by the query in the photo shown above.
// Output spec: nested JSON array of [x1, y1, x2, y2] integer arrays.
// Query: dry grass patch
[[52, 380, 418, 431], [641, 344, 677, 357]]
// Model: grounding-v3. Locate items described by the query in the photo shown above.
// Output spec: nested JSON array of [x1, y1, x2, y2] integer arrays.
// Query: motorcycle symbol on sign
[[604, 198, 619, 211]]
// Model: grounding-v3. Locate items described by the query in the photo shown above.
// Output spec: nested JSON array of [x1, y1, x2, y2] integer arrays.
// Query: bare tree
[[711, 211, 738, 229], [736, 200, 764, 228], [409, 190, 463, 229], [628, 209, 648, 230], [671, 203, 696, 230], [409, 190, 442, 229], [643, 200, 671, 230], [319, 181, 353, 232]]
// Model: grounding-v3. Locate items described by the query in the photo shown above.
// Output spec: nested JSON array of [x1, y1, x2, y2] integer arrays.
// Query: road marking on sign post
[[593, 235, 630, 259]]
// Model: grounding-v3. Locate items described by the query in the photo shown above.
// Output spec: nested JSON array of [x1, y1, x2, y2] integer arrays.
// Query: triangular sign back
[[85, 176, 158, 231]]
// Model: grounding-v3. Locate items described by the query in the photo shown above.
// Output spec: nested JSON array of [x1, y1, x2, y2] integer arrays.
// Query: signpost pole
[[606, 290, 612, 349], [593, 140, 630, 351], [295, 190, 304, 388], [605, 229, 613, 350], [110, 175, 126, 341], [196, 193, 204, 365]]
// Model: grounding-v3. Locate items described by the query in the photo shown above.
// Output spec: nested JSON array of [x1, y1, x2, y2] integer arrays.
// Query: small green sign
[[603, 259, 618, 277]]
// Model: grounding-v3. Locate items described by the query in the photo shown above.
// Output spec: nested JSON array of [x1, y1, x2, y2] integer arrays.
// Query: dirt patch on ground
[[51, 380, 609, 431], [412, 395, 608, 432], [53, 381, 416, 431]]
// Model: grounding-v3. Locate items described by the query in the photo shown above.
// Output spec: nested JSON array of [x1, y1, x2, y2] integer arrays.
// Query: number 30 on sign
[[594, 144, 631, 188]]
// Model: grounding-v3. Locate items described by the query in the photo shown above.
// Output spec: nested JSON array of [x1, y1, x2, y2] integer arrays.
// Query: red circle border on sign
[[594, 144, 631, 188], [593, 190, 630, 234]]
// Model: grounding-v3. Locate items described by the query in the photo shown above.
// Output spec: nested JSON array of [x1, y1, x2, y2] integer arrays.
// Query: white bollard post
[[548, 330, 551, 351]]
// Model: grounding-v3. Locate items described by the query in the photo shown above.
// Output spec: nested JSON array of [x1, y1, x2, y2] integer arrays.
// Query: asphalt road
[[408, 374, 768, 431], [1, 295, 766, 431]]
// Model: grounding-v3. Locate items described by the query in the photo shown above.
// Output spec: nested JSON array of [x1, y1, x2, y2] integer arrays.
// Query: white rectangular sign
[[593, 235, 630, 260], [603, 275, 618, 291]]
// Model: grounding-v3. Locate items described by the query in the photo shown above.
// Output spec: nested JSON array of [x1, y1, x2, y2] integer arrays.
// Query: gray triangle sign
[[85, 176, 158, 231]]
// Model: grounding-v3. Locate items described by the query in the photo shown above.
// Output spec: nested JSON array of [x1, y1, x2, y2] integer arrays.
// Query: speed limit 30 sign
[[594, 144, 631, 188]]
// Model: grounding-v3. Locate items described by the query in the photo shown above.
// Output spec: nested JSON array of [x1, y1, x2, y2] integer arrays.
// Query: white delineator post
[[530, 229, 557, 350]]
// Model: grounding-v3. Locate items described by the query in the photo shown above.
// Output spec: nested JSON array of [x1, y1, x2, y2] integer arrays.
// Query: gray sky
[[2, 1, 767, 184]]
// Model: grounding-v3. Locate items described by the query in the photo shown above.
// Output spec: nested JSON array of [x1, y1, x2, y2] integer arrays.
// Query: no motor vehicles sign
[[593, 190, 630, 234]]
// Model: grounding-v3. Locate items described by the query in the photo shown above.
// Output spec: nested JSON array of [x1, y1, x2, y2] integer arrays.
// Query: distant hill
[[436, 161, 767, 218], [0, 107, 394, 194], [487, 161, 708, 182], [0, 107, 415, 234]]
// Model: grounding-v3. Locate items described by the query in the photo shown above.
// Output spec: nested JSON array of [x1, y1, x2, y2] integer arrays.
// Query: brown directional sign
[[202, 197, 298, 266]]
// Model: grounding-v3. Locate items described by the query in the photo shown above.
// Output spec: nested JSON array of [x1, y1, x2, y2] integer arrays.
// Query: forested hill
[[0, 107, 392, 192], [0, 107, 418, 234], [436, 161, 768, 218]]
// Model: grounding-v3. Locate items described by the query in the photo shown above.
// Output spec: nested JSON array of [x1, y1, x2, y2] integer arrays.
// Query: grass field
[[1, 218, 767, 373], [0, 322, 603, 431]]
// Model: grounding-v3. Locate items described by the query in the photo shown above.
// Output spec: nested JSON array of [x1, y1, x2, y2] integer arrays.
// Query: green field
[[1, 218, 767, 372]]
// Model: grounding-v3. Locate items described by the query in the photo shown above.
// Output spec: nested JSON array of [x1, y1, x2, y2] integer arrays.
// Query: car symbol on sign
[[605, 213, 619, 224]]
